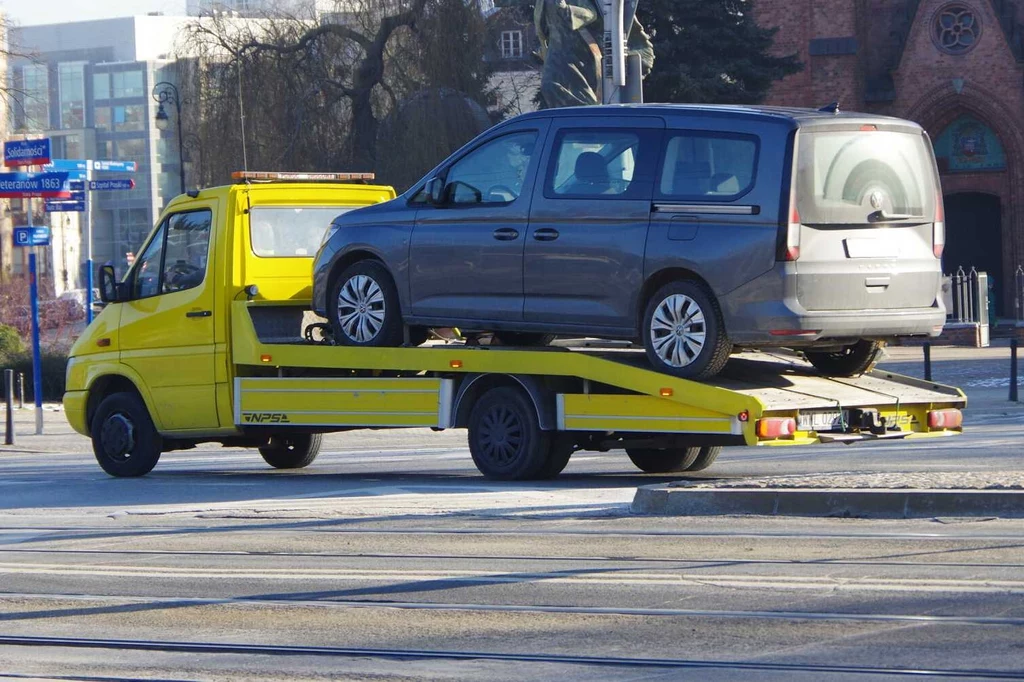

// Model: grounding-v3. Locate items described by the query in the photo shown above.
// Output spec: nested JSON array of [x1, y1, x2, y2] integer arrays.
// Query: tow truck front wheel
[[468, 386, 551, 480], [91, 392, 162, 477], [259, 433, 323, 469]]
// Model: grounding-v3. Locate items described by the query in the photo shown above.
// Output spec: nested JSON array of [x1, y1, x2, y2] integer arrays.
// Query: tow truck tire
[[534, 435, 575, 479], [468, 386, 550, 480], [684, 446, 723, 472], [259, 433, 323, 469], [626, 446, 700, 474], [91, 392, 162, 478], [330, 260, 403, 347], [805, 340, 883, 377]]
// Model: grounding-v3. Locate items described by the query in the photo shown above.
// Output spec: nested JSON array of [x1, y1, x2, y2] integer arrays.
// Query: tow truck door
[[118, 203, 219, 431]]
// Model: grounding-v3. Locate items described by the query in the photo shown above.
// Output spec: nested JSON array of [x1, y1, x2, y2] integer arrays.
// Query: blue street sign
[[43, 158, 88, 172], [68, 181, 85, 192], [4, 139, 51, 167], [13, 226, 51, 247], [89, 178, 135, 191], [44, 200, 85, 213], [0, 172, 71, 198], [90, 160, 137, 173]]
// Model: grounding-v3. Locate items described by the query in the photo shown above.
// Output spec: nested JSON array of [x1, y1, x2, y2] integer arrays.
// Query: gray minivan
[[312, 104, 945, 379]]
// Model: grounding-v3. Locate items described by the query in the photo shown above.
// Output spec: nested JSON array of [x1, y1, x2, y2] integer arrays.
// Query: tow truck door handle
[[492, 228, 519, 241], [533, 228, 559, 242], [186, 310, 212, 318]]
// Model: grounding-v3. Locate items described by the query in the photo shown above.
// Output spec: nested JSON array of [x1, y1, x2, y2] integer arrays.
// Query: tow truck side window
[[130, 209, 212, 299]]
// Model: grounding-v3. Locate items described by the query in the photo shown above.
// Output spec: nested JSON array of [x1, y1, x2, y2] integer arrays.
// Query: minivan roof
[[514, 103, 922, 131]]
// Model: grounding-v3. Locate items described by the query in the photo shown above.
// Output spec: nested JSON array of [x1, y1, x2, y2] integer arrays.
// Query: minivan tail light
[[785, 202, 801, 261], [933, 192, 945, 259]]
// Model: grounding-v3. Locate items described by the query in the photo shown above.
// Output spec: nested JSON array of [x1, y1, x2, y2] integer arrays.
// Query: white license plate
[[845, 238, 900, 259], [798, 411, 844, 432]]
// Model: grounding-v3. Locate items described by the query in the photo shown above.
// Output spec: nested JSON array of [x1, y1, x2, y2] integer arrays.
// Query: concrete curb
[[631, 486, 1024, 518]]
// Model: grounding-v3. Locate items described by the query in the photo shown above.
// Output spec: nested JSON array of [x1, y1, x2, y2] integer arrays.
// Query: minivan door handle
[[492, 228, 520, 241], [533, 228, 560, 242], [186, 310, 212, 318]]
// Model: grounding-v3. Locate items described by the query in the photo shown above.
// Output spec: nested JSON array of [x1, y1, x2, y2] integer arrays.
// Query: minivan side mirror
[[98, 265, 125, 304], [425, 176, 446, 205]]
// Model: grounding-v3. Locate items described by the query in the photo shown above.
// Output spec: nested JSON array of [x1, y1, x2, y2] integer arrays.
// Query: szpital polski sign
[[4, 139, 51, 167]]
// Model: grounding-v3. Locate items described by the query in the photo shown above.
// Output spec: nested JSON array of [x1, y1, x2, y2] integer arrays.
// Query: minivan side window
[[130, 209, 213, 299], [445, 131, 538, 205], [547, 129, 647, 198], [657, 132, 759, 201]]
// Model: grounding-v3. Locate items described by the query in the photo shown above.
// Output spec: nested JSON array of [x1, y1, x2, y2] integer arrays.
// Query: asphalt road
[[1, 347, 1023, 681]]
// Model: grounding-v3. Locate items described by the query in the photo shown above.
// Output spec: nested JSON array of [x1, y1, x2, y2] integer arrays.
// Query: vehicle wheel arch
[[452, 374, 556, 431], [638, 267, 715, 333], [85, 373, 160, 437]]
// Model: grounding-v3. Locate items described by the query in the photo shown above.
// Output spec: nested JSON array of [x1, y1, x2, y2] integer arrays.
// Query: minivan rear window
[[796, 129, 937, 225]]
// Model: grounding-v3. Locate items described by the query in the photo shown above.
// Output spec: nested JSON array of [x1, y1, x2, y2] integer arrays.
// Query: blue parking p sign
[[13, 226, 51, 247]]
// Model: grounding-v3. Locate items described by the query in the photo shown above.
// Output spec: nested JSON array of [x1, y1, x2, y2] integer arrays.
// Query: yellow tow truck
[[64, 173, 966, 479]]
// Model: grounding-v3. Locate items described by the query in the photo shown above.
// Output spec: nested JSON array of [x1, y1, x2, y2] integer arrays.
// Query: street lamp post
[[152, 81, 186, 195]]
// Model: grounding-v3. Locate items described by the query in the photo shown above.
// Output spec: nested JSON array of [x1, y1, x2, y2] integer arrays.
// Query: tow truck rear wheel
[[805, 340, 883, 377], [91, 392, 162, 478], [468, 386, 550, 480], [626, 446, 700, 474], [534, 435, 576, 479], [685, 445, 723, 472], [259, 433, 323, 469]]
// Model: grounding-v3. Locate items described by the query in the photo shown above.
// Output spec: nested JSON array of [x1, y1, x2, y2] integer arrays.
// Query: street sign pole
[[28, 253, 42, 435], [85, 163, 94, 324]]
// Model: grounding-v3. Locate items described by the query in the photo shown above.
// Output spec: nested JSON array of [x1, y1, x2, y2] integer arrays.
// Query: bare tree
[[179, 0, 495, 183]]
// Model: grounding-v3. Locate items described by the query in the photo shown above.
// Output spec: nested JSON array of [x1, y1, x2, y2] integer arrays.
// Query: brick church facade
[[754, 0, 1024, 313]]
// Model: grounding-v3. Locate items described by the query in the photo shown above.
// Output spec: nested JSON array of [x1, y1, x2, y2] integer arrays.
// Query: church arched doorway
[[942, 192, 1003, 312]]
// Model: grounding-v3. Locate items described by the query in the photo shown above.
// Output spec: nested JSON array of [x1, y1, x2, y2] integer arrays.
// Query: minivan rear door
[[792, 125, 941, 311]]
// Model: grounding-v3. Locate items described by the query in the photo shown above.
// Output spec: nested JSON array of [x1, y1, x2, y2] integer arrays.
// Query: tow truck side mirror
[[98, 265, 125, 304], [425, 176, 446, 205]]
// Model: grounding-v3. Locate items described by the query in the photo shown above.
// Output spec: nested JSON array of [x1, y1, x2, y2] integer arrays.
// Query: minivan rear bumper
[[722, 264, 946, 346]]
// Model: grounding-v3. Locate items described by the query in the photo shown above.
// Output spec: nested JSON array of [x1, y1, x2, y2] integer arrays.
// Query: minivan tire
[[805, 340, 883, 377], [330, 260, 403, 347], [259, 433, 323, 469], [468, 386, 550, 480], [626, 446, 700, 473], [91, 392, 163, 477], [642, 280, 731, 380]]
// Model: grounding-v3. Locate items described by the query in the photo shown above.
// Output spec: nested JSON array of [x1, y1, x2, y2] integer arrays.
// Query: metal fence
[[947, 267, 984, 324]]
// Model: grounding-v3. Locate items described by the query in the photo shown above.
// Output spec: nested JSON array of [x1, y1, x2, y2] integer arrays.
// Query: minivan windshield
[[796, 129, 937, 225]]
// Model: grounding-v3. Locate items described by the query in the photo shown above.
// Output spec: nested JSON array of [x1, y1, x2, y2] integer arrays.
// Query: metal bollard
[[1011, 339, 1019, 403], [4, 369, 13, 446], [923, 343, 932, 382], [17, 373, 23, 410]]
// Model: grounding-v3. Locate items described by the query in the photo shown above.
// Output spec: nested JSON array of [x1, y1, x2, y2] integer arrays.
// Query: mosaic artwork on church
[[934, 114, 1006, 172]]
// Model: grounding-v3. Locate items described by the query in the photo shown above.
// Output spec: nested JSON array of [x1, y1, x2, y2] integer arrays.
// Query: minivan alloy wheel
[[337, 274, 386, 343], [650, 293, 706, 368]]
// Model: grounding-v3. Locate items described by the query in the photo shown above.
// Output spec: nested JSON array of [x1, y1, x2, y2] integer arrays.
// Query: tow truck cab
[[64, 173, 396, 443]]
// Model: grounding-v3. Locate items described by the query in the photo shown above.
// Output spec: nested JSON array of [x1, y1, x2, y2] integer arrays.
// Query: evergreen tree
[[636, 0, 801, 104]]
